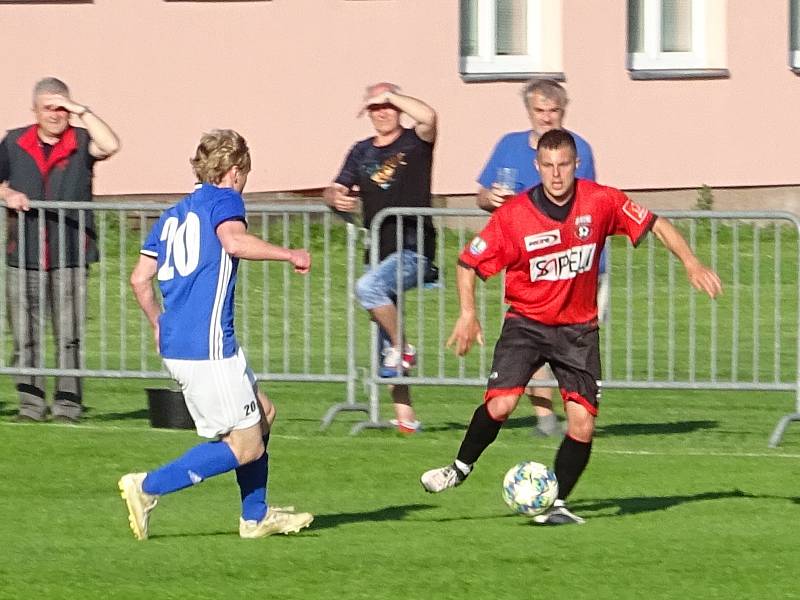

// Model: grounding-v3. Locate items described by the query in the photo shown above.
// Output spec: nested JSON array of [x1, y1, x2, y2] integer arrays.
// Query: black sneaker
[[532, 501, 585, 525]]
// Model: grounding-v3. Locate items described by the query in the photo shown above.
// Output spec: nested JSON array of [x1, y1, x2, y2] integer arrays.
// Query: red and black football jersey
[[459, 179, 656, 325]]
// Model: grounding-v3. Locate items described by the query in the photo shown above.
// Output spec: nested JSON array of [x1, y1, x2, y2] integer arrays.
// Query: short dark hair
[[538, 129, 576, 157]]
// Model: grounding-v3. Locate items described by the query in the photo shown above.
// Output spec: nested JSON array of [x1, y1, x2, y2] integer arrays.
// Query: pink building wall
[[1, 1, 798, 196]]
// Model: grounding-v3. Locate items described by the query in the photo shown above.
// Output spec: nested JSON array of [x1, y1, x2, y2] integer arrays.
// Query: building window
[[460, 0, 563, 81], [791, 0, 800, 71], [627, 0, 728, 79]]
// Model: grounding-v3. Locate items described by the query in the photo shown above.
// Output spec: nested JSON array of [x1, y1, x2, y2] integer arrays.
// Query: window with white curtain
[[460, 0, 562, 80], [627, 0, 726, 76], [791, 0, 800, 70]]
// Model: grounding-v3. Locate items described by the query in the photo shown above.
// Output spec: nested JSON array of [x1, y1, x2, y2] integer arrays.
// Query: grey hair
[[521, 78, 568, 109], [33, 77, 70, 103], [364, 81, 401, 98]]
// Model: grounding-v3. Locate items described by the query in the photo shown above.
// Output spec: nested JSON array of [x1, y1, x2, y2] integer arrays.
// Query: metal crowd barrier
[[358, 208, 800, 447], [0, 201, 365, 418], [0, 202, 797, 447]]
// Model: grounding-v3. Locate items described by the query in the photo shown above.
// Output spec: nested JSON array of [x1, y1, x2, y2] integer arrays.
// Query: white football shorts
[[163, 348, 261, 438]]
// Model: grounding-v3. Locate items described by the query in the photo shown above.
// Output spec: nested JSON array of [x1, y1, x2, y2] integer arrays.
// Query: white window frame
[[460, 0, 547, 76], [791, 0, 800, 70], [628, 0, 709, 71]]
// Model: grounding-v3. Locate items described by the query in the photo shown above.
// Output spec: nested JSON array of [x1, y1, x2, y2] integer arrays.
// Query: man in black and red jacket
[[0, 77, 120, 422]]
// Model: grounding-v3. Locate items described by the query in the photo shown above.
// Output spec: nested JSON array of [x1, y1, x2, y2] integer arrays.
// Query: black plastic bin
[[146, 388, 195, 430]]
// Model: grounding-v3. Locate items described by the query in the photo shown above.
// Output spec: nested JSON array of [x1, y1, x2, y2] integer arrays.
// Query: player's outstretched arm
[[651, 216, 722, 299], [446, 264, 484, 356], [217, 219, 311, 273]]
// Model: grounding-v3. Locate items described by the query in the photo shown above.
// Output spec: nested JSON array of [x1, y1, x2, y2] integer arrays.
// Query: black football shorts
[[485, 313, 601, 415]]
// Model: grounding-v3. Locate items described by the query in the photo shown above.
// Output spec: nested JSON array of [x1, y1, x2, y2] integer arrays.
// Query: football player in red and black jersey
[[421, 129, 722, 525]]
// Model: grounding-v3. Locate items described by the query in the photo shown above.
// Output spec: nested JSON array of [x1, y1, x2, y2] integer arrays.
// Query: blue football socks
[[235, 452, 268, 522], [142, 440, 240, 496]]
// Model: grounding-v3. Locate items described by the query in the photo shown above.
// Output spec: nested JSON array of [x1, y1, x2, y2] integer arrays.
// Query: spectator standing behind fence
[[0, 77, 120, 423], [421, 130, 722, 525], [324, 82, 437, 435], [476, 78, 604, 438], [119, 129, 313, 541]]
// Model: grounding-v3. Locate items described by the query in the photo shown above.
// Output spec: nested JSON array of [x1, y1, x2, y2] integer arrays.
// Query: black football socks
[[456, 403, 505, 468], [554, 434, 592, 500]]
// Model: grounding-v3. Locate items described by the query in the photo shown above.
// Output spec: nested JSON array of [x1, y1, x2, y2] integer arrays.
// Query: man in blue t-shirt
[[475, 79, 607, 438], [118, 129, 313, 541]]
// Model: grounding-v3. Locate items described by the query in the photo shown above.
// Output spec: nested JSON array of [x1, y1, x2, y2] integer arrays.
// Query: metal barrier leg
[[768, 413, 800, 448], [349, 325, 393, 434], [320, 370, 370, 431], [320, 401, 371, 430], [350, 419, 392, 435], [320, 223, 372, 430], [768, 386, 800, 448]]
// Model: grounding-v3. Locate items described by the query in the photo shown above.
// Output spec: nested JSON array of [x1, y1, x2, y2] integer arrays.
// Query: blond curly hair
[[190, 129, 251, 184]]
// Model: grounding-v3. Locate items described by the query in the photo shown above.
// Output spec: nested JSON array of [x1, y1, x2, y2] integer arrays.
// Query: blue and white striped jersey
[[142, 183, 246, 360]]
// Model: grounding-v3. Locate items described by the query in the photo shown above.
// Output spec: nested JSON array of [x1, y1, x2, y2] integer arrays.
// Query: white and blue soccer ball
[[502, 461, 559, 516]]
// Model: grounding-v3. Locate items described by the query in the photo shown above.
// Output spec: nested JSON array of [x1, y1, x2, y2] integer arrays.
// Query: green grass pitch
[[0, 215, 798, 599], [0, 381, 798, 599]]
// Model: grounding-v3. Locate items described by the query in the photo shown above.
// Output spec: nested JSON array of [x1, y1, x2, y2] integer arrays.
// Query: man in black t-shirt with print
[[324, 82, 437, 434]]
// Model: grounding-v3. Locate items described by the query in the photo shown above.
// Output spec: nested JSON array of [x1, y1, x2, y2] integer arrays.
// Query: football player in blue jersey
[[118, 129, 313, 540]]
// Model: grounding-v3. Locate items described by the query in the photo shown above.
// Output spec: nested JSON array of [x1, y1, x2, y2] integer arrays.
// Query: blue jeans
[[355, 250, 427, 311]]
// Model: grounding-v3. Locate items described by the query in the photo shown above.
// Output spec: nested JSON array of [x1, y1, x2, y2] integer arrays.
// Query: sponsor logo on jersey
[[529, 243, 597, 282], [524, 229, 561, 251], [622, 199, 649, 225], [469, 236, 488, 255], [575, 215, 592, 225]]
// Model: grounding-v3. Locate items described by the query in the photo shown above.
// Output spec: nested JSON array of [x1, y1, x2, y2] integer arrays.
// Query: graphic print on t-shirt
[[365, 152, 407, 189]]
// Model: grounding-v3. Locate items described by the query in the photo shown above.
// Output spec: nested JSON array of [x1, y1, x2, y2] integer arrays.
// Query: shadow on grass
[[573, 489, 761, 518], [1, 404, 97, 420], [594, 420, 719, 437], [311, 503, 437, 530], [422, 418, 719, 437], [149, 503, 437, 539], [424, 415, 537, 433], [91, 408, 150, 421], [421, 421, 470, 433]]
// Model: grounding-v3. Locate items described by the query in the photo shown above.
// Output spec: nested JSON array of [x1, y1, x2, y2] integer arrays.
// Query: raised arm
[[446, 264, 485, 356], [365, 89, 437, 143], [216, 220, 311, 273], [651, 216, 722, 299], [42, 93, 121, 159]]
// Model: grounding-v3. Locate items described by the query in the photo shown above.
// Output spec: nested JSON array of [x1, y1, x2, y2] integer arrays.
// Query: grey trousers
[[6, 266, 87, 420]]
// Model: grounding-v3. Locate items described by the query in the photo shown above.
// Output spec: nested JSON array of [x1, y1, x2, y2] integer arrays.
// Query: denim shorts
[[355, 250, 428, 310]]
